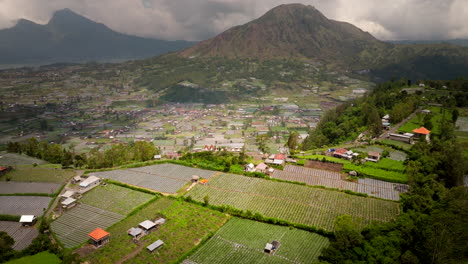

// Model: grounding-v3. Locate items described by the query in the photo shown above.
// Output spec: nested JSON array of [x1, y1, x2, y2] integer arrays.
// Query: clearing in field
[[5, 251, 61, 264], [0, 196, 52, 216], [90, 163, 216, 193], [0, 167, 74, 183], [272, 165, 406, 200], [79, 184, 155, 215], [0, 221, 39, 250], [186, 174, 399, 231], [84, 197, 228, 264], [51, 204, 124, 248], [0, 181, 61, 194], [0, 152, 47, 166], [183, 218, 329, 264]]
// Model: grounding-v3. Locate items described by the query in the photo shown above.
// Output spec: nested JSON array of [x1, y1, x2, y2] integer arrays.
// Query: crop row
[[184, 218, 330, 264], [0, 196, 52, 216], [186, 174, 399, 231], [0, 220, 39, 250], [0, 181, 61, 194], [51, 204, 124, 248], [283, 165, 342, 180]]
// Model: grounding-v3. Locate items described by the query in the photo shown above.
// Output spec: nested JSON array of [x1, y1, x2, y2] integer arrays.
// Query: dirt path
[[45, 169, 84, 218], [115, 244, 144, 264]]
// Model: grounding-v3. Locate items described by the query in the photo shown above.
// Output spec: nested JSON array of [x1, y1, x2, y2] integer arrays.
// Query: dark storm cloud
[[0, 0, 467, 41]]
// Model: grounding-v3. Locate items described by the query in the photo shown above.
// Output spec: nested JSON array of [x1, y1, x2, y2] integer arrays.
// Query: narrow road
[[378, 107, 422, 140]]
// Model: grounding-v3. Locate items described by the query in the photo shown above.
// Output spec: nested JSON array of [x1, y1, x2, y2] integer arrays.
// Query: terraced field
[[79, 184, 154, 215], [1, 167, 74, 183], [90, 163, 216, 193], [0, 196, 52, 216], [51, 204, 124, 248], [0, 181, 61, 194], [0, 221, 38, 250], [272, 165, 406, 200], [183, 218, 329, 264], [186, 174, 400, 231]]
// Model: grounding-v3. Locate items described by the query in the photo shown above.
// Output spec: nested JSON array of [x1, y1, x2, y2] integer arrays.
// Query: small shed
[[128, 227, 143, 239], [264, 241, 280, 254], [80, 176, 101, 189], [139, 220, 156, 233], [366, 152, 380, 162], [71, 176, 82, 184], [60, 190, 75, 200], [245, 163, 255, 172], [191, 175, 200, 182], [88, 228, 110, 248], [200, 179, 209, 185], [154, 218, 166, 225], [19, 215, 37, 226], [255, 163, 268, 173], [154, 154, 162, 160], [61, 197, 77, 209], [147, 239, 164, 252]]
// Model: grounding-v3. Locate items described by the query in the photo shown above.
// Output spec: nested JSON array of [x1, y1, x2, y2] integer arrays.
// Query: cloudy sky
[[0, 0, 467, 41]]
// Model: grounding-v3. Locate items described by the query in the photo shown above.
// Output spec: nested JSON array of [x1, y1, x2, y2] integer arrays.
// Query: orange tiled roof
[[412, 127, 431, 135], [88, 228, 109, 240]]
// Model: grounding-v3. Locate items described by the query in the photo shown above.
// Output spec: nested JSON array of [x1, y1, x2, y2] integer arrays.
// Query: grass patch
[[0, 167, 74, 183], [85, 197, 228, 264], [343, 163, 407, 183], [5, 251, 60, 264], [80, 184, 155, 215], [361, 158, 406, 172], [377, 139, 412, 150]]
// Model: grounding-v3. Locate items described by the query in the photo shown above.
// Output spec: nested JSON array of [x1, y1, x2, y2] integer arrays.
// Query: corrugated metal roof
[[147, 239, 164, 252]]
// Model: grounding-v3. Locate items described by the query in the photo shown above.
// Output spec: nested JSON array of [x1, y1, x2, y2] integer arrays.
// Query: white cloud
[[0, 0, 467, 41]]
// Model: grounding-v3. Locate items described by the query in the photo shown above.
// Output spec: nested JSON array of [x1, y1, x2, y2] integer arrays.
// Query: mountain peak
[[179, 4, 384, 64], [47, 8, 96, 28]]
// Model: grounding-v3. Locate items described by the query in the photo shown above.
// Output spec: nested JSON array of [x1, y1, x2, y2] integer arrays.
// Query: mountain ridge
[[0, 9, 196, 66]]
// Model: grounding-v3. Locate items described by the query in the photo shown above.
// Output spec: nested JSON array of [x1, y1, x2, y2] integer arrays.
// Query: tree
[[0, 231, 14, 262], [286, 131, 299, 151]]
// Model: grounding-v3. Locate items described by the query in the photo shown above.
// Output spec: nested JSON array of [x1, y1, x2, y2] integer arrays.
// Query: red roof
[[412, 127, 431, 135], [274, 154, 286, 160], [334, 148, 348, 155], [88, 228, 109, 240], [0, 166, 8, 172]]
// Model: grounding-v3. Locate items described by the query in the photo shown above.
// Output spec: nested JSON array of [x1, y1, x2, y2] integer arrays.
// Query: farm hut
[[139, 220, 156, 233], [127, 227, 143, 239], [366, 152, 380, 162], [191, 175, 200, 182], [80, 176, 101, 190], [61, 197, 77, 209], [154, 154, 162, 160], [154, 218, 166, 225], [264, 241, 280, 254], [147, 239, 164, 252], [71, 176, 82, 184], [88, 228, 110, 248], [60, 190, 75, 200], [349, 171, 358, 176], [412, 127, 431, 142], [19, 215, 37, 226]]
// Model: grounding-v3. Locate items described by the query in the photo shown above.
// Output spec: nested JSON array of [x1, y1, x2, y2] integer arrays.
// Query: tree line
[[7, 138, 159, 169]]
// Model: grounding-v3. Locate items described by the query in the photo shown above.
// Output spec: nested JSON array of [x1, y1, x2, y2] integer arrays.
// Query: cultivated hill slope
[[0, 9, 195, 66], [180, 3, 468, 80]]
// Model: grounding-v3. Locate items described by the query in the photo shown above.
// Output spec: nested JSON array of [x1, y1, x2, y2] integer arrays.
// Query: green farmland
[[185, 174, 399, 231], [85, 197, 228, 264], [80, 184, 155, 215], [183, 218, 329, 264]]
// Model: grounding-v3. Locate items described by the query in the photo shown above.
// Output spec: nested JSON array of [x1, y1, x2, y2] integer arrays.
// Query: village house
[[245, 163, 256, 172], [412, 127, 431, 142], [61, 197, 77, 209], [255, 163, 268, 173], [88, 228, 110, 248]]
